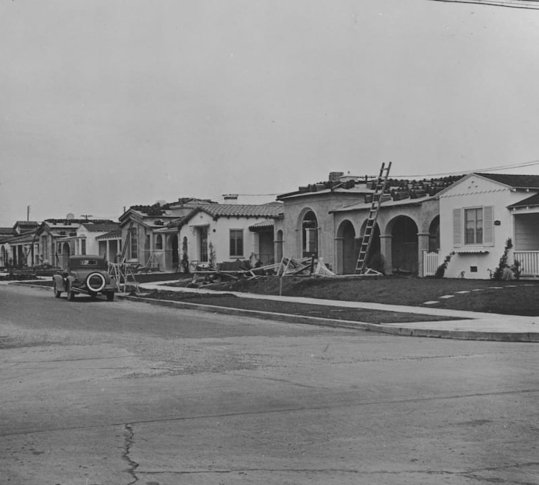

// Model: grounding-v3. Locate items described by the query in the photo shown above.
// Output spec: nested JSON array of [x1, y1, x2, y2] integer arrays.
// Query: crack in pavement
[[2, 387, 538, 438], [122, 424, 139, 485]]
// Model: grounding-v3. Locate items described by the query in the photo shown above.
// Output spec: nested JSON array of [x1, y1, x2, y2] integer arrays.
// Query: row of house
[[2, 170, 539, 279]]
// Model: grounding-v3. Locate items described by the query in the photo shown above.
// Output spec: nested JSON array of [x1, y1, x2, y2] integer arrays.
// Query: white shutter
[[453, 208, 462, 247], [483, 206, 494, 245]]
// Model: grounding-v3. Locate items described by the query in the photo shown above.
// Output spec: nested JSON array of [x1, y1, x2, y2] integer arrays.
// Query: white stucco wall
[[179, 212, 276, 265], [439, 174, 526, 279]]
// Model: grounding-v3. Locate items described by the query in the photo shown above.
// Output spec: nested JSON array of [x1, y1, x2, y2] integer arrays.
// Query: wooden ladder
[[356, 162, 392, 274]]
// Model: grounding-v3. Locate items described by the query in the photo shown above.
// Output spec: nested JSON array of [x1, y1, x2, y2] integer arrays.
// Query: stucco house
[[55, 221, 120, 268], [36, 218, 116, 268], [276, 171, 460, 275], [438, 173, 539, 279], [0, 221, 40, 268], [118, 198, 216, 272], [162, 202, 283, 269]]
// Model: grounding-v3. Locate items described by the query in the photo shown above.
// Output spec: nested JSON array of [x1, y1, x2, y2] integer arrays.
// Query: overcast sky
[[1, 0, 539, 226]]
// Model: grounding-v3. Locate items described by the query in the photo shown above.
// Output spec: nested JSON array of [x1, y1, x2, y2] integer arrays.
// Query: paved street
[[1, 285, 538, 485]]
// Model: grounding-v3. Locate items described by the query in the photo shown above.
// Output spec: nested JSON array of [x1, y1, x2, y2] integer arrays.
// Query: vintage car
[[53, 255, 116, 301]]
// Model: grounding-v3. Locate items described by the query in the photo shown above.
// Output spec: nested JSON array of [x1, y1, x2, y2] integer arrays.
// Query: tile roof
[[508, 193, 539, 209], [82, 222, 119, 233], [249, 220, 275, 231], [478, 173, 539, 189], [198, 202, 283, 218]]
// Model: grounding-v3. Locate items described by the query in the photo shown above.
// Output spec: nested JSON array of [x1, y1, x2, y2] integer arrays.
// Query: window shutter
[[453, 208, 462, 247], [483, 206, 494, 245]]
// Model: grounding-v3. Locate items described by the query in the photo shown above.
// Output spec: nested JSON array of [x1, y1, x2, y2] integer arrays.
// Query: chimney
[[329, 172, 344, 183]]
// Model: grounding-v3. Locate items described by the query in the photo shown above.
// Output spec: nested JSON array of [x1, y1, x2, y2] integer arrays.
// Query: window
[[464, 208, 483, 244], [454, 206, 494, 247], [302, 211, 318, 256], [81, 238, 86, 255], [230, 229, 244, 257], [199, 226, 208, 262], [155, 234, 163, 250], [130, 227, 138, 259]]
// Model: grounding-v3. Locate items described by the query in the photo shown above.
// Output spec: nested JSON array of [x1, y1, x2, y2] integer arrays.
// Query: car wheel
[[106, 291, 115, 301], [53, 282, 61, 298]]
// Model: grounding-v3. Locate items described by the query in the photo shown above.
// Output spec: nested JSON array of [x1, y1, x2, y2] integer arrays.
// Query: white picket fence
[[422, 251, 439, 277], [513, 251, 539, 277]]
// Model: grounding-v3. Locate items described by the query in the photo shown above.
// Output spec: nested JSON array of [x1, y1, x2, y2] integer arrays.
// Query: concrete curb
[[120, 295, 539, 342]]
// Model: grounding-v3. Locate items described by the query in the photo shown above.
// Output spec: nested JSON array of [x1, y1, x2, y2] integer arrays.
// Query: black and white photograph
[[1, 1, 539, 484]]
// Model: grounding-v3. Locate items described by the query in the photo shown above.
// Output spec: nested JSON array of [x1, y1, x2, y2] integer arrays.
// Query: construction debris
[[188, 256, 336, 287]]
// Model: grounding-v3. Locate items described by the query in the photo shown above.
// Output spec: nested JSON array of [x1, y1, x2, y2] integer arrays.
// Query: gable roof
[[13, 221, 39, 231], [508, 193, 539, 209], [82, 222, 119, 233], [477, 173, 539, 190], [174, 202, 283, 230]]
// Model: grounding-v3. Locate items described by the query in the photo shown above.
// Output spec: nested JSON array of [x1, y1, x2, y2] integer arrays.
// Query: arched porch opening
[[164, 233, 179, 271], [171, 234, 179, 270], [359, 220, 382, 272], [336, 220, 358, 274], [388, 215, 419, 275], [428, 216, 440, 252]]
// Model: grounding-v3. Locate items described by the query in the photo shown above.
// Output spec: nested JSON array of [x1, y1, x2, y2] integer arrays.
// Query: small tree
[[181, 236, 189, 274], [434, 252, 454, 279], [208, 242, 216, 269], [492, 238, 513, 281]]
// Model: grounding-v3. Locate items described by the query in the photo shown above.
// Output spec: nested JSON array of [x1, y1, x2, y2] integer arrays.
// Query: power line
[[391, 159, 539, 179], [429, 0, 539, 10]]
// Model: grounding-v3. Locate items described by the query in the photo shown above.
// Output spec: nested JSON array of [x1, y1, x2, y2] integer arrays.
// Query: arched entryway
[[359, 220, 382, 272], [336, 220, 358, 274], [164, 234, 179, 271], [171, 234, 179, 270], [301, 210, 318, 257], [388, 216, 419, 274], [428, 216, 440, 252]]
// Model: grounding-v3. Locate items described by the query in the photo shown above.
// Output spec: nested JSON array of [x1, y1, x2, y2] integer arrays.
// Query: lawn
[[140, 290, 458, 325], [186, 275, 539, 316]]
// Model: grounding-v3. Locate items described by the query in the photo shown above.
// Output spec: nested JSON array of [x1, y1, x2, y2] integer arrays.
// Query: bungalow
[[439, 173, 539, 279], [163, 202, 283, 269], [55, 221, 120, 268], [0, 221, 40, 268], [277, 171, 460, 275], [118, 198, 216, 272], [36, 218, 116, 268]]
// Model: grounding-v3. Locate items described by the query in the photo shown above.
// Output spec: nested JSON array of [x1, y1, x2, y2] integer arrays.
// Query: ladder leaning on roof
[[355, 162, 391, 275]]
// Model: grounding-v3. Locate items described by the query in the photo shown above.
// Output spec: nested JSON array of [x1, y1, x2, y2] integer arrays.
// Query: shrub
[[492, 238, 513, 281], [434, 252, 454, 279]]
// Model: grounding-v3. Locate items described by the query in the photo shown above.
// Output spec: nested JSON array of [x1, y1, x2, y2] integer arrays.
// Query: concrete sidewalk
[[138, 281, 539, 342]]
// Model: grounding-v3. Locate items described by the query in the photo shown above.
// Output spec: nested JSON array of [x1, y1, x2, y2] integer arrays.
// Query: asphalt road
[[1, 284, 538, 485]]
